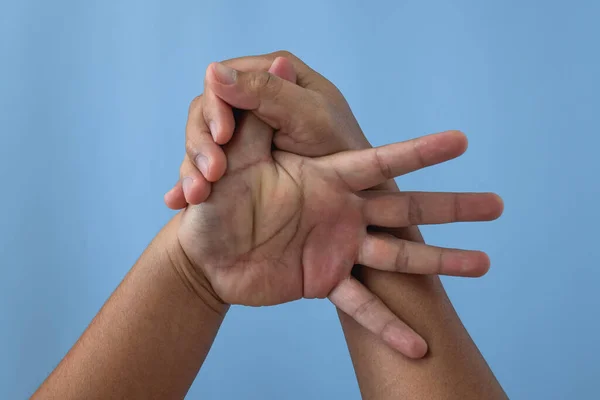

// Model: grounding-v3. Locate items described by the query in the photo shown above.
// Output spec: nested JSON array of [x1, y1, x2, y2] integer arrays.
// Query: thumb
[[219, 58, 297, 171], [206, 61, 327, 137]]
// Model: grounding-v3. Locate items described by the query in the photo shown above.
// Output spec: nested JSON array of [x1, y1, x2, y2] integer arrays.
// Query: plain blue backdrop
[[1, 0, 598, 398]]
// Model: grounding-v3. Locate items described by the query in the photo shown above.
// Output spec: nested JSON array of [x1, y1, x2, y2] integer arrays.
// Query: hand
[[168, 51, 504, 359], [177, 121, 504, 358], [164, 51, 378, 208]]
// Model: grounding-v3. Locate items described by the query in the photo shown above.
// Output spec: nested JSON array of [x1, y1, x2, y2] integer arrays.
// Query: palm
[[179, 140, 367, 306]]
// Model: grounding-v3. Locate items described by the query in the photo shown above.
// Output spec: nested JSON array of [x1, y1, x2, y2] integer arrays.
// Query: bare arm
[[332, 135, 506, 399], [32, 213, 227, 399], [337, 130, 506, 398], [340, 207, 507, 399]]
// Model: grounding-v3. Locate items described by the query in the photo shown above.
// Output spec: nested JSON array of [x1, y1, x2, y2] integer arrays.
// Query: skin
[[166, 51, 508, 399], [33, 101, 502, 399], [178, 115, 501, 357], [32, 214, 227, 399]]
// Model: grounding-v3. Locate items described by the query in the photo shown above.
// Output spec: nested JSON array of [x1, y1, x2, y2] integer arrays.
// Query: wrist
[[166, 213, 229, 317]]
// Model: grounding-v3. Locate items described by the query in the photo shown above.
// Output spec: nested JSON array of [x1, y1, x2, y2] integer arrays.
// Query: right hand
[[177, 113, 503, 358]]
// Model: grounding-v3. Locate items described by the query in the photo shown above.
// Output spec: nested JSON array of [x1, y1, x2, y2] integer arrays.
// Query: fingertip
[[472, 251, 491, 277], [208, 120, 220, 143], [205, 63, 222, 88], [407, 336, 429, 359], [382, 322, 429, 359], [491, 193, 505, 219], [209, 149, 227, 181], [194, 154, 211, 180], [195, 145, 227, 182], [481, 251, 491, 273], [386, 331, 428, 359], [212, 123, 232, 146], [415, 130, 469, 166], [474, 193, 505, 221], [204, 91, 236, 145], [446, 130, 468, 155], [442, 250, 491, 277], [182, 176, 212, 205], [209, 117, 231, 146], [164, 182, 187, 210], [268, 56, 297, 83]]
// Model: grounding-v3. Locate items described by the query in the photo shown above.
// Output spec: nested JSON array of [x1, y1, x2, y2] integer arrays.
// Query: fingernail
[[209, 120, 219, 141], [182, 177, 193, 199], [213, 63, 237, 85], [195, 154, 209, 178]]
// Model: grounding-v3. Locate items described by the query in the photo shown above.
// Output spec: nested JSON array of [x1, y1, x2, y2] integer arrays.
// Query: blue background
[[1, 1, 598, 398]]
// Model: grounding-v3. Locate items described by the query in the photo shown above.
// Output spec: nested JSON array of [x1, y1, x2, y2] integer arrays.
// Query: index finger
[[324, 131, 469, 191]]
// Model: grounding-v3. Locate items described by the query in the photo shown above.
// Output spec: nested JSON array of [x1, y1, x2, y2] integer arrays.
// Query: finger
[[361, 191, 504, 227], [166, 55, 299, 208], [179, 153, 211, 205], [358, 233, 491, 277], [202, 63, 236, 145], [186, 95, 228, 182], [203, 56, 298, 146], [202, 89, 236, 145], [215, 58, 298, 166], [222, 50, 319, 88], [164, 180, 187, 210], [324, 130, 468, 191], [167, 57, 298, 207], [165, 95, 225, 207], [267, 56, 296, 82], [328, 276, 428, 359], [205, 62, 323, 134]]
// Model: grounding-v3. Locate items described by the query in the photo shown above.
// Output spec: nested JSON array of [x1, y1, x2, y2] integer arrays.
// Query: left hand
[[164, 52, 378, 208]]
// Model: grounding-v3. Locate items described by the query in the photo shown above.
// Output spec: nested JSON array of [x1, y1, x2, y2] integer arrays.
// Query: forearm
[[338, 185, 506, 399], [33, 213, 227, 400]]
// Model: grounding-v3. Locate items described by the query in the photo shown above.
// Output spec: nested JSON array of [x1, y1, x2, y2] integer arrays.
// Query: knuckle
[[407, 195, 423, 225], [185, 139, 200, 160], [394, 240, 410, 273], [272, 49, 295, 60], [352, 295, 378, 321], [248, 71, 271, 92], [312, 112, 334, 143], [411, 139, 427, 169], [373, 147, 393, 180], [297, 94, 333, 140], [437, 248, 445, 274], [188, 95, 203, 115], [452, 193, 461, 222]]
